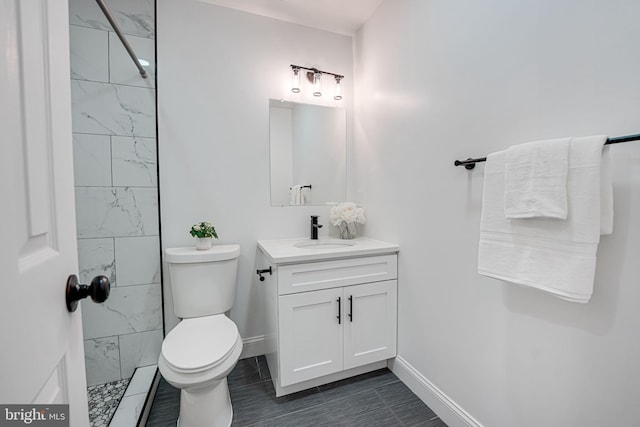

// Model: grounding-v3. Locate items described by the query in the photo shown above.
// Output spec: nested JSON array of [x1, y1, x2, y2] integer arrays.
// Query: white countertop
[[257, 236, 399, 264]]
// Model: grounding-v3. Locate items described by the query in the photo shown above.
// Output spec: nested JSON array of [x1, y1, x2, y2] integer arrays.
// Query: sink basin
[[294, 239, 357, 250]]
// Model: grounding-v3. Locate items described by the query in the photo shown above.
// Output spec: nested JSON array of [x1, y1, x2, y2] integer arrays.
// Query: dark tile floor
[[146, 356, 447, 427]]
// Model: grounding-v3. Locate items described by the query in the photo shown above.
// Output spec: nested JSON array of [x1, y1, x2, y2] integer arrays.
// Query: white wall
[[355, 1, 640, 426], [157, 2, 354, 342]]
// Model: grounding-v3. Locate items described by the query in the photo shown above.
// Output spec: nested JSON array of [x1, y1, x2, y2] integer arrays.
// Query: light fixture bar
[[290, 64, 344, 99], [290, 64, 344, 80]]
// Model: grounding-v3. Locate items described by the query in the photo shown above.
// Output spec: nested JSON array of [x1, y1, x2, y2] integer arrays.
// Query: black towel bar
[[454, 133, 640, 170]]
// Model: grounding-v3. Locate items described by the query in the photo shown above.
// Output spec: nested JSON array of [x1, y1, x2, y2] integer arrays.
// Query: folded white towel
[[300, 186, 309, 205], [600, 146, 613, 235], [290, 185, 301, 205], [478, 135, 612, 303], [504, 137, 570, 219]]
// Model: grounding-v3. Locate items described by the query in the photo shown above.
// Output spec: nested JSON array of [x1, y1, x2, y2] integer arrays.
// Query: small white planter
[[195, 237, 213, 250]]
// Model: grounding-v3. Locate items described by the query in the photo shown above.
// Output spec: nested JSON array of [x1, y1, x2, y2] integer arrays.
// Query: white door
[[279, 288, 344, 386], [344, 280, 398, 370], [0, 1, 89, 425]]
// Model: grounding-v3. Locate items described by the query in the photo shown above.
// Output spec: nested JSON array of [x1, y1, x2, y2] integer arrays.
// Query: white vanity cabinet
[[257, 238, 399, 397], [279, 279, 397, 387]]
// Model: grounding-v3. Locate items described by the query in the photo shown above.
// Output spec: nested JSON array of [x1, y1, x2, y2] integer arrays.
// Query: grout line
[[107, 281, 161, 289], [74, 131, 156, 140], [109, 135, 114, 186], [318, 383, 395, 414], [123, 391, 148, 398], [227, 378, 272, 393], [255, 356, 263, 379], [112, 328, 163, 339], [317, 373, 400, 406], [373, 387, 406, 426], [110, 237, 117, 288], [75, 185, 158, 189], [83, 334, 119, 343], [78, 236, 160, 242], [69, 23, 110, 34], [116, 334, 123, 380], [253, 387, 327, 425], [319, 383, 371, 405], [113, 235, 160, 241], [69, 22, 155, 41], [71, 76, 155, 91], [106, 28, 110, 83], [77, 235, 160, 241]]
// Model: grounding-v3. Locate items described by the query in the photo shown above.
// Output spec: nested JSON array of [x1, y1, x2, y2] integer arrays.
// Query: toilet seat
[[162, 314, 239, 374]]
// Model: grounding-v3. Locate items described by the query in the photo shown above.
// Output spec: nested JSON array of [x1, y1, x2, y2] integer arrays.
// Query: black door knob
[[66, 274, 110, 312]]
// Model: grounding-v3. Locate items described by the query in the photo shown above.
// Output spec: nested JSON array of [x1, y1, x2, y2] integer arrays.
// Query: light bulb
[[313, 72, 322, 97], [291, 67, 300, 93], [334, 76, 342, 100]]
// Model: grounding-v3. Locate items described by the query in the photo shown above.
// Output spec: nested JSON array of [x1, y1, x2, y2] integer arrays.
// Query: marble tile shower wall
[[68, 0, 161, 387]]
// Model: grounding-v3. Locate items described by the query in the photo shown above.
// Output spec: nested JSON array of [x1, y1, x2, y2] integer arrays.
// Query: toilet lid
[[162, 315, 239, 373]]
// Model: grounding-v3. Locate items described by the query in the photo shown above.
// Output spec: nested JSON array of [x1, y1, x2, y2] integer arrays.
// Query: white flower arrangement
[[329, 202, 366, 226], [189, 221, 218, 239]]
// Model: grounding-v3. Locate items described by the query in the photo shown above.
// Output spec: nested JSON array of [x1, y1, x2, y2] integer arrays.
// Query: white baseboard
[[389, 356, 483, 427], [240, 335, 266, 359]]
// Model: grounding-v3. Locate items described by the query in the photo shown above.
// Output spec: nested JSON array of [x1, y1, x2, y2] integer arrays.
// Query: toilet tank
[[165, 244, 241, 319]]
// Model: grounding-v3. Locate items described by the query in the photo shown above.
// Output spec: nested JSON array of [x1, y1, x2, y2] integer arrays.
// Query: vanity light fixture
[[291, 66, 301, 93], [313, 72, 322, 97], [334, 76, 342, 100], [290, 64, 344, 100]]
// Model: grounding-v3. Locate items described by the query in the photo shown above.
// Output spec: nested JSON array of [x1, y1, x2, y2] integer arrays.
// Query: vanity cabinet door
[[279, 287, 344, 386], [343, 280, 397, 370]]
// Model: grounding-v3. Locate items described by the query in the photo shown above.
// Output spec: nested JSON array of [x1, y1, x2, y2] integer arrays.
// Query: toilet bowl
[[159, 245, 242, 427], [159, 315, 243, 426]]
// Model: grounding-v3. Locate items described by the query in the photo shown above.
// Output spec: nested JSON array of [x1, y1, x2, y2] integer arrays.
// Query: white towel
[[504, 137, 570, 219], [300, 186, 310, 205], [478, 135, 612, 303], [290, 185, 302, 205], [600, 146, 613, 235]]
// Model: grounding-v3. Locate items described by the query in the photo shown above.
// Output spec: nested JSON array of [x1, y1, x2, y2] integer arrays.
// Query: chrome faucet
[[310, 215, 323, 240]]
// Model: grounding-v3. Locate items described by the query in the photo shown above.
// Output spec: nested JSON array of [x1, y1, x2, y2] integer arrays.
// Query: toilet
[[159, 244, 243, 427]]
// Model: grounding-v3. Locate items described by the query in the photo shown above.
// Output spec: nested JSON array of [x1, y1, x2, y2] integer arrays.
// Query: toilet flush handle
[[256, 267, 272, 282]]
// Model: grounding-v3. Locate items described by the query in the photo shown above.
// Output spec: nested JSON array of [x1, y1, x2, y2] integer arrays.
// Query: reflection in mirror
[[269, 99, 346, 206]]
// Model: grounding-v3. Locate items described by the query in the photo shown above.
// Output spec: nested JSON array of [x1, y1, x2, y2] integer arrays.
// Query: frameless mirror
[[269, 99, 346, 206]]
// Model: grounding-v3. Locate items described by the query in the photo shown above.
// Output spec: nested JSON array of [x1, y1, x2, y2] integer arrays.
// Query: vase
[[195, 237, 213, 250], [338, 222, 357, 239]]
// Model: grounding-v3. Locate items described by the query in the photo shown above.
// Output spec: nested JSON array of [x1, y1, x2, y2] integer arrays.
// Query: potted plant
[[189, 221, 218, 250], [329, 202, 366, 239]]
